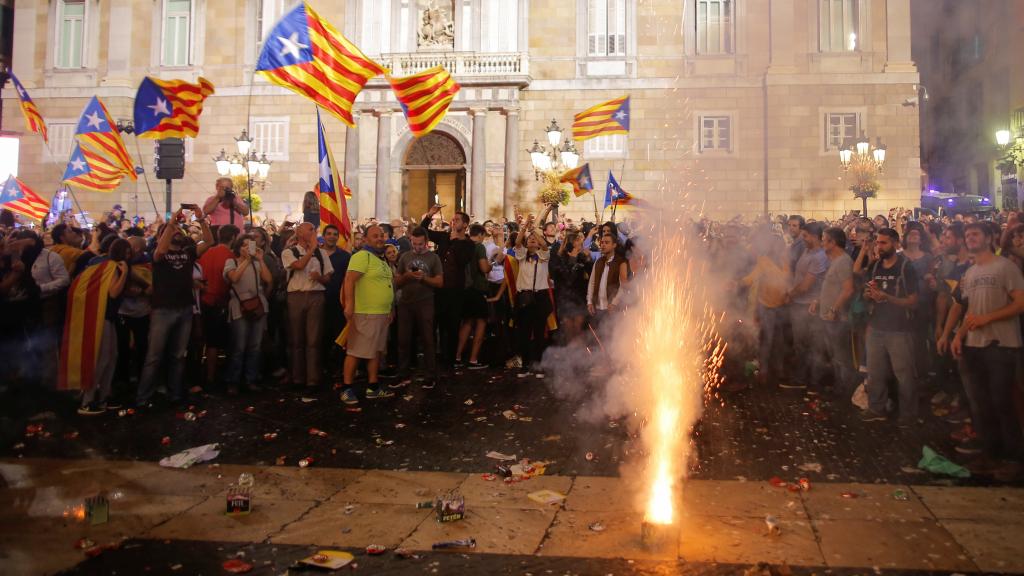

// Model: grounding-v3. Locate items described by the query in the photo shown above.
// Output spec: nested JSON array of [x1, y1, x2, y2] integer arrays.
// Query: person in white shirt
[[281, 222, 334, 388], [32, 244, 70, 387], [513, 227, 551, 378], [587, 234, 629, 327]]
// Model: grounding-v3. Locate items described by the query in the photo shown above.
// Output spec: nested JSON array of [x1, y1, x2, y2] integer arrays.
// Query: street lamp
[[996, 129, 1011, 147], [839, 132, 887, 216], [235, 128, 253, 156], [212, 129, 272, 226], [545, 118, 563, 148]]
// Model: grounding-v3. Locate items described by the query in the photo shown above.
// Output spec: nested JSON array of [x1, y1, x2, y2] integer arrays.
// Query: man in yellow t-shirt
[[340, 225, 395, 405]]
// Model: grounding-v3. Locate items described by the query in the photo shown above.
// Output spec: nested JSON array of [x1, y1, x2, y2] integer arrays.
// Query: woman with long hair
[[550, 230, 591, 344], [223, 233, 273, 395]]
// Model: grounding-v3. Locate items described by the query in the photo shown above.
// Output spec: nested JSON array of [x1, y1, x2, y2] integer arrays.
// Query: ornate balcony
[[372, 51, 530, 87]]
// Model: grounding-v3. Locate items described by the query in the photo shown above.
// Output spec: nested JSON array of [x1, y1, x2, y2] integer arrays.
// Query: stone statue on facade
[[418, 0, 455, 50]]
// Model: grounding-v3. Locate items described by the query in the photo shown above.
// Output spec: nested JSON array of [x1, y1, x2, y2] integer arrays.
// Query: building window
[[361, 0, 392, 56], [482, 0, 518, 52], [56, 0, 86, 69], [588, 0, 626, 57], [584, 134, 627, 159], [824, 112, 860, 151], [45, 123, 77, 160], [251, 117, 290, 160], [256, 0, 288, 54], [162, 0, 193, 66], [696, 0, 733, 55], [699, 115, 732, 152], [819, 0, 859, 52]]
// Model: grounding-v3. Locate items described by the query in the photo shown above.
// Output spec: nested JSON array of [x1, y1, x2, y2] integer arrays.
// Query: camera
[[223, 188, 236, 202]]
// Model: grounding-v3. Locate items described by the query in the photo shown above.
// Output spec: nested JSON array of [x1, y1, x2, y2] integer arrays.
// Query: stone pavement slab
[[912, 485, 1024, 521], [539, 508, 680, 561], [939, 520, 1024, 573], [146, 496, 316, 543], [678, 514, 823, 566], [814, 518, 977, 571], [457, 472, 573, 509], [399, 506, 556, 555], [563, 475, 639, 511], [681, 480, 807, 519], [251, 466, 364, 501], [337, 469, 468, 505], [271, 501, 431, 548], [802, 482, 933, 521]]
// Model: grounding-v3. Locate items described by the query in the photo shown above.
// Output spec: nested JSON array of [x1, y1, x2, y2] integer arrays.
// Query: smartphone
[[180, 203, 198, 210], [247, 239, 256, 256]]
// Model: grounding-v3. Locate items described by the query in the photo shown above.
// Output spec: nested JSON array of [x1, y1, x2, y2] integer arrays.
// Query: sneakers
[[516, 369, 533, 379], [945, 408, 971, 424], [951, 424, 978, 443], [466, 361, 487, 370], [77, 403, 106, 416], [421, 379, 437, 390], [389, 378, 412, 389], [778, 382, 806, 390], [365, 387, 395, 400], [534, 371, 545, 379], [859, 409, 887, 422], [954, 439, 983, 455], [340, 388, 359, 405], [105, 400, 124, 411]]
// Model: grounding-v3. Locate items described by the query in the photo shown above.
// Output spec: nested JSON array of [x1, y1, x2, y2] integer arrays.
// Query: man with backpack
[[282, 222, 334, 389], [861, 228, 919, 424]]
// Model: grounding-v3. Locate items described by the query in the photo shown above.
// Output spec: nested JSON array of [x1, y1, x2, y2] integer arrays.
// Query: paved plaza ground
[[1, 368, 1022, 574]]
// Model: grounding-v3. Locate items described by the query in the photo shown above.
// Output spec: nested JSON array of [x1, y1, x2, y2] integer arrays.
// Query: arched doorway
[[402, 131, 467, 219]]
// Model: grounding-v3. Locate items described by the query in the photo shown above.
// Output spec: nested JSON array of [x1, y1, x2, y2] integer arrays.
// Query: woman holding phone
[[223, 234, 273, 395]]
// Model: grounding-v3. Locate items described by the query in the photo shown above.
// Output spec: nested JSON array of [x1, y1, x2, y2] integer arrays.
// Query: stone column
[[470, 108, 487, 219], [767, 0, 797, 73], [344, 111, 360, 217], [374, 110, 392, 221], [884, 0, 916, 72], [503, 108, 520, 218]]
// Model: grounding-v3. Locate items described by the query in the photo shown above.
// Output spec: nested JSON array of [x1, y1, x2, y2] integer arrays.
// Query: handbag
[[516, 258, 539, 309], [232, 260, 265, 320]]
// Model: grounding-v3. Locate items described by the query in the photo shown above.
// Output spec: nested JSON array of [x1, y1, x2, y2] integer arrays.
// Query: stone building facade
[[3, 0, 921, 221]]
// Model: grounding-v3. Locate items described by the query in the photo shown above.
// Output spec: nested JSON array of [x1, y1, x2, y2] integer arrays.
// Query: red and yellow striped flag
[[74, 96, 137, 181], [133, 76, 215, 139], [572, 95, 630, 142], [316, 109, 352, 249], [8, 70, 47, 143], [387, 66, 460, 138], [255, 2, 385, 127], [59, 261, 117, 391]]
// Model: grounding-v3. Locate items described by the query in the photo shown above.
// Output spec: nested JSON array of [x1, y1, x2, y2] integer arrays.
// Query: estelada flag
[[559, 163, 594, 197], [388, 66, 460, 138], [256, 2, 385, 127], [74, 96, 137, 181], [573, 95, 630, 142], [503, 255, 558, 332], [316, 109, 352, 248], [62, 141, 124, 192], [133, 76, 215, 139], [8, 69, 47, 143], [59, 260, 118, 391], [0, 176, 50, 221]]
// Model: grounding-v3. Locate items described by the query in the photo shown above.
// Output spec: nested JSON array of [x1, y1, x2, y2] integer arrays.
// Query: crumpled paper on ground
[[917, 445, 970, 478], [159, 443, 220, 469]]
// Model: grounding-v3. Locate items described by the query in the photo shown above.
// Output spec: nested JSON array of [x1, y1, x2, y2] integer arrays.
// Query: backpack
[[867, 255, 913, 321], [288, 247, 324, 284]]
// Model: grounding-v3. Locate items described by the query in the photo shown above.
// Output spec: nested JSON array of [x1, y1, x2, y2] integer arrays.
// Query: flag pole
[[40, 140, 87, 222], [130, 132, 161, 217]]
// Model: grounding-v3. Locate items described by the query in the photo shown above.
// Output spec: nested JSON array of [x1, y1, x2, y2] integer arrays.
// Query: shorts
[[463, 289, 489, 320], [347, 313, 390, 360], [201, 304, 230, 349]]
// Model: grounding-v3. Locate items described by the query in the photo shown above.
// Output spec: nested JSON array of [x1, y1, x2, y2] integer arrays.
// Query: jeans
[[757, 305, 784, 381], [226, 315, 267, 386], [865, 329, 918, 420], [286, 291, 324, 387], [789, 304, 825, 389], [137, 307, 193, 404], [823, 319, 857, 396], [397, 299, 437, 377], [82, 320, 117, 406], [437, 288, 465, 370], [959, 344, 1023, 460]]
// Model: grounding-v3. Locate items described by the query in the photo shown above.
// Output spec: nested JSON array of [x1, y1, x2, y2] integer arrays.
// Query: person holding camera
[[223, 233, 273, 395], [203, 177, 250, 227], [393, 227, 443, 389]]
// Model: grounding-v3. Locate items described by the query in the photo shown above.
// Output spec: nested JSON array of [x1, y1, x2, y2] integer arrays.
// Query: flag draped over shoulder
[[256, 2, 385, 127], [62, 141, 124, 192], [133, 76, 215, 139], [573, 95, 630, 142], [387, 66, 460, 138], [59, 261, 118, 391], [74, 96, 137, 181], [559, 163, 594, 197], [8, 70, 47, 142], [0, 176, 50, 221], [316, 109, 352, 248], [502, 256, 558, 332]]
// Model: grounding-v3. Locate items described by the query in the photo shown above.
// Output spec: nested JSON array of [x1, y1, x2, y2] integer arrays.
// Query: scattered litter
[[527, 489, 566, 506], [243, 406, 255, 413], [541, 435, 561, 442], [263, 433, 277, 441], [298, 457, 314, 468], [519, 416, 533, 422], [375, 438, 394, 447], [436, 491, 465, 522], [502, 410, 518, 420], [222, 559, 253, 573], [918, 446, 970, 478], [63, 431, 80, 440], [298, 550, 354, 570], [74, 538, 95, 550], [486, 451, 516, 461], [892, 489, 910, 501], [764, 515, 781, 536], [394, 548, 418, 559], [768, 476, 787, 488], [900, 466, 925, 475], [158, 444, 219, 469], [308, 428, 328, 437], [345, 407, 362, 413], [160, 436, 171, 446], [480, 473, 497, 481], [585, 452, 595, 461], [299, 397, 317, 403], [474, 416, 488, 422], [365, 544, 387, 555], [797, 462, 822, 473], [588, 521, 605, 532], [12, 442, 25, 450], [344, 505, 355, 515], [170, 564, 183, 571], [395, 423, 406, 429], [275, 456, 286, 466], [416, 500, 435, 509], [463, 399, 474, 406], [432, 538, 476, 550], [840, 492, 859, 499]]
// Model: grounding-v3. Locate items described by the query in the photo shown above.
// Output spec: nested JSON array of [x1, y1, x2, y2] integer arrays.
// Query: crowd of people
[[2, 178, 1023, 478]]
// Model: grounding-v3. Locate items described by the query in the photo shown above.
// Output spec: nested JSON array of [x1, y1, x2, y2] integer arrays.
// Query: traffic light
[[154, 138, 185, 180]]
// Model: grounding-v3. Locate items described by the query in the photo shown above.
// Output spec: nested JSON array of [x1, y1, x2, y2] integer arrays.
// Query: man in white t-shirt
[[281, 222, 334, 388]]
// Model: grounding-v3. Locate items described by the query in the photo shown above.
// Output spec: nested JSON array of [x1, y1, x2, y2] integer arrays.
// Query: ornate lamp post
[[212, 129, 271, 225], [839, 132, 886, 216], [526, 119, 581, 221], [996, 128, 1024, 210]]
